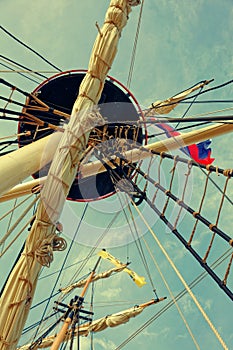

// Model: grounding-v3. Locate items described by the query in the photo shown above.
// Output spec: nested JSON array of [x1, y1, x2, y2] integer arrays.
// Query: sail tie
[[0, 336, 17, 347], [35, 234, 67, 267]]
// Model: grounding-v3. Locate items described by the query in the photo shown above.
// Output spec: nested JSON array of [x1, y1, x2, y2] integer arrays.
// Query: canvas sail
[[0, 1, 141, 349]]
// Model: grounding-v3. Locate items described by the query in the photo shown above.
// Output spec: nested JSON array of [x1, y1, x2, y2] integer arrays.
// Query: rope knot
[[35, 234, 67, 267]]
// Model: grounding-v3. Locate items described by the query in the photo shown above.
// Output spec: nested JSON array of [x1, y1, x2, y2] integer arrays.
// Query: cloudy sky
[[1, 1, 233, 350]]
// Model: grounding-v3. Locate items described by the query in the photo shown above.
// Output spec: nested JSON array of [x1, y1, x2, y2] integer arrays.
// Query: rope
[[189, 170, 210, 245], [0, 196, 39, 248], [126, 0, 144, 88], [115, 247, 233, 349], [116, 191, 158, 296], [141, 235, 200, 350], [173, 161, 192, 229], [203, 173, 231, 263], [0, 54, 48, 79], [0, 61, 40, 84], [0, 25, 62, 72], [131, 202, 229, 350], [31, 203, 88, 342]]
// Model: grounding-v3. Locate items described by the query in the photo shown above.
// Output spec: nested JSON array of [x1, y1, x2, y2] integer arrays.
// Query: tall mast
[[0, 1, 140, 349], [50, 256, 101, 350]]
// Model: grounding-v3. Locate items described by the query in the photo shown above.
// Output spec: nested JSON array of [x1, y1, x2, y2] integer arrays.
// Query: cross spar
[[0, 1, 141, 349]]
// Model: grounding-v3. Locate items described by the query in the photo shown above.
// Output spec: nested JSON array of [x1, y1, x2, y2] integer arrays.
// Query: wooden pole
[[1, 120, 232, 202], [50, 257, 101, 350], [78, 120, 233, 177], [0, 132, 62, 197]]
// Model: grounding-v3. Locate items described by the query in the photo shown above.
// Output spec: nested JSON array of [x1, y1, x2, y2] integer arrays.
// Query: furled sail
[[0, 1, 140, 349], [60, 265, 126, 295], [98, 250, 146, 287], [17, 299, 165, 350], [144, 80, 211, 116]]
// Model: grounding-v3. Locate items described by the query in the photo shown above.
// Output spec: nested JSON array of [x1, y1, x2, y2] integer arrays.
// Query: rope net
[[92, 136, 233, 301]]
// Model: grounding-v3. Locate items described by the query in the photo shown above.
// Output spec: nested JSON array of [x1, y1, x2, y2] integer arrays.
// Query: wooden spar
[[0, 2, 140, 350], [0, 132, 62, 198], [50, 256, 101, 350], [1, 120, 232, 202], [17, 297, 166, 350], [79, 119, 233, 177], [0, 177, 46, 202]]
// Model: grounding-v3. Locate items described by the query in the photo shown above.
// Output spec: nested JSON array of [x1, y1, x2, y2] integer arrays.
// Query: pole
[[50, 257, 101, 350], [1, 120, 232, 202]]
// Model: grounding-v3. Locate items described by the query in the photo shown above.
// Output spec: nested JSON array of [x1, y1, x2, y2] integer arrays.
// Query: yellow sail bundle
[[17, 299, 165, 350], [60, 265, 126, 294], [0, 2, 141, 349], [98, 250, 146, 287], [144, 80, 211, 116]]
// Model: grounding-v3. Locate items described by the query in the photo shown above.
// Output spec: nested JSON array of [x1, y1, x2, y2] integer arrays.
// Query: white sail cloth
[[60, 265, 126, 294], [145, 80, 211, 116], [0, 1, 139, 350], [18, 305, 144, 350]]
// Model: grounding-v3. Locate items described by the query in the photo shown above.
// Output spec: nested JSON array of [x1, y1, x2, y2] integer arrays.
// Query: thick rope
[[141, 235, 200, 350], [131, 201, 229, 350]]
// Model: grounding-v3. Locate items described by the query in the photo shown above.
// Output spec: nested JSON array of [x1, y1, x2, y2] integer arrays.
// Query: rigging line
[[0, 54, 48, 79], [126, 0, 144, 88], [146, 120, 233, 206], [0, 108, 65, 130], [38, 256, 96, 281], [115, 247, 233, 349], [116, 190, 157, 294], [128, 160, 232, 243], [90, 273, 95, 350], [0, 196, 39, 247], [149, 150, 233, 178], [180, 99, 233, 104], [130, 202, 229, 350], [144, 115, 233, 123], [1, 196, 18, 253], [30, 291, 61, 311], [170, 79, 233, 105], [120, 191, 158, 294], [57, 208, 124, 297], [22, 310, 60, 335], [1, 77, 37, 97], [0, 70, 59, 74], [0, 95, 29, 108], [30, 209, 124, 346], [150, 79, 233, 110], [176, 84, 205, 129], [0, 62, 40, 84], [32, 203, 89, 341], [141, 235, 200, 350], [146, 121, 210, 139], [110, 158, 233, 298], [0, 25, 62, 72]]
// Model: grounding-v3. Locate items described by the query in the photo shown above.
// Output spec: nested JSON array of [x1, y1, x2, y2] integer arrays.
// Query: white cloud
[[100, 287, 122, 299]]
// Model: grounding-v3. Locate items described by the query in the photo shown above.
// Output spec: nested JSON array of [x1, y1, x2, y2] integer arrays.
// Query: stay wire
[[175, 84, 205, 129], [116, 202, 229, 350], [0, 25, 62, 72], [115, 247, 233, 350], [32, 203, 89, 341], [150, 79, 233, 111], [126, 0, 144, 88], [0, 62, 40, 84], [0, 54, 48, 79], [116, 190, 157, 295]]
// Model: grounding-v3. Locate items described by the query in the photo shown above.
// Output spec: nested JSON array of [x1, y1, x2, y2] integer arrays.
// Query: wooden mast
[[0, 1, 140, 349], [50, 256, 101, 350]]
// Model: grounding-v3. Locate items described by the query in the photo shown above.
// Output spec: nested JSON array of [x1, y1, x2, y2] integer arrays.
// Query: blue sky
[[0, 1, 233, 350]]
